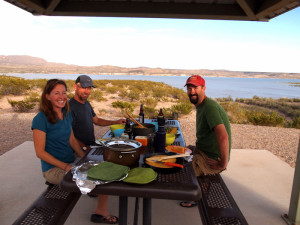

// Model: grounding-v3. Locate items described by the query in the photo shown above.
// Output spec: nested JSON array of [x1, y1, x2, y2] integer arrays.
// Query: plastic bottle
[[154, 126, 166, 153], [157, 108, 165, 126], [139, 104, 145, 123], [124, 118, 132, 139]]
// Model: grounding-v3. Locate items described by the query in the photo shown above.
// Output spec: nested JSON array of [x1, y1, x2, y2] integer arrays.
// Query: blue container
[[149, 122, 158, 131], [113, 129, 125, 137]]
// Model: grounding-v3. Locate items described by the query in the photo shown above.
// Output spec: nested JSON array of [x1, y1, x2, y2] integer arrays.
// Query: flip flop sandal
[[90, 214, 119, 224], [179, 201, 198, 208]]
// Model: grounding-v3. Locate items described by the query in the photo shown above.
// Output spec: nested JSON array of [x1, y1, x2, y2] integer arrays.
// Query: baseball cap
[[75, 75, 95, 88], [184, 75, 205, 87]]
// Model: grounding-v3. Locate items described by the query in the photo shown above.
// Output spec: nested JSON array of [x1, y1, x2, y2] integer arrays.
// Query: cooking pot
[[132, 123, 155, 137], [102, 138, 142, 166]]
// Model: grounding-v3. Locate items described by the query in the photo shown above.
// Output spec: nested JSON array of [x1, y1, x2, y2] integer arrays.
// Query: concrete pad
[[222, 149, 294, 225], [0, 142, 295, 225], [65, 195, 201, 225], [0, 141, 45, 225]]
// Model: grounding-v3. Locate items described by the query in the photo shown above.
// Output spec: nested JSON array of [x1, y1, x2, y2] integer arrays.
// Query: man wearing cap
[[69, 75, 125, 223], [180, 75, 231, 208], [70, 75, 125, 150]]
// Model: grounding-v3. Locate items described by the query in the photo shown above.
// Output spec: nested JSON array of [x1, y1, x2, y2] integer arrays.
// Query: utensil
[[95, 139, 106, 146], [157, 153, 190, 161], [148, 159, 183, 168], [124, 112, 146, 128], [144, 152, 183, 173]]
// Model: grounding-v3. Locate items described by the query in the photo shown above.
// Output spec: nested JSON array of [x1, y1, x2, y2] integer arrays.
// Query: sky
[[1, 0, 300, 73]]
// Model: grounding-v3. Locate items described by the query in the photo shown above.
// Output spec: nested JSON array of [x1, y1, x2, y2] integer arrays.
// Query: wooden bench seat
[[13, 183, 81, 225], [197, 174, 248, 225]]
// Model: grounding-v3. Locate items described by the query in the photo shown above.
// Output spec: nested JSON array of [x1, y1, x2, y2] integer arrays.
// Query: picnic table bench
[[197, 174, 248, 225], [12, 182, 81, 225]]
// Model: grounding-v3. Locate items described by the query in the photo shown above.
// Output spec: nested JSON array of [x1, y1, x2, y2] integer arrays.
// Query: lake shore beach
[[0, 96, 299, 168]]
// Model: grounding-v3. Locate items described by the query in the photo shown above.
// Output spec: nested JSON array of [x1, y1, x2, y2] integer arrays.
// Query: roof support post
[[282, 138, 300, 225]]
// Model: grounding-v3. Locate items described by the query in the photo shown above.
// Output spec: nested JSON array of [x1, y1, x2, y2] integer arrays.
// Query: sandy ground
[[0, 95, 299, 168]]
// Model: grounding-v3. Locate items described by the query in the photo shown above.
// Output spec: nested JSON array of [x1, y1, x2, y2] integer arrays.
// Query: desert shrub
[[220, 102, 248, 124], [106, 86, 119, 94], [246, 111, 285, 127], [169, 88, 187, 100], [93, 80, 110, 88], [291, 116, 300, 129], [112, 101, 134, 114], [26, 92, 40, 103], [8, 99, 35, 112], [216, 96, 233, 102], [118, 89, 128, 98], [144, 106, 156, 119], [170, 102, 193, 115], [162, 108, 173, 118], [152, 87, 169, 100], [97, 109, 107, 116], [0, 76, 30, 95], [28, 79, 48, 89], [64, 80, 75, 89], [90, 90, 107, 102], [141, 98, 158, 108], [128, 89, 141, 101]]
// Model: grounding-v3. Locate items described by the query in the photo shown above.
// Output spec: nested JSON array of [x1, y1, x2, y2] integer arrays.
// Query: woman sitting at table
[[32, 79, 85, 185]]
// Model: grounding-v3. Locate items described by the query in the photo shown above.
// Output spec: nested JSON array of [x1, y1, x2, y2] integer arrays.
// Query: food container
[[135, 136, 148, 146], [102, 138, 142, 166], [132, 123, 155, 137], [143, 152, 183, 173], [110, 124, 125, 133], [113, 128, 125, 137], [165, 133, 176, 145]]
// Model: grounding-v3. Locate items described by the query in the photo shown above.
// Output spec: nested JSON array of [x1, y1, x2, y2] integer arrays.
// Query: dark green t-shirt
[[195, 97, 231, 160]]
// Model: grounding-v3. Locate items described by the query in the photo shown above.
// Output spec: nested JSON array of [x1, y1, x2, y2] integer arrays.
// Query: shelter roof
[[4, 0, 300, 21]]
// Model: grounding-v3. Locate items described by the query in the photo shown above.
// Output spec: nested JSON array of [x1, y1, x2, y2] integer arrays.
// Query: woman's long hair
[[39, 79, 69, 124]]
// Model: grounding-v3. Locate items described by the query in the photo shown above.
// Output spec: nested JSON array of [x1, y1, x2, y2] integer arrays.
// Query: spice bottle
[[154, 126, 166, 153], [157, 108, 165, 126], [124, 118, 132, 139], [139, 104, 145, 123]]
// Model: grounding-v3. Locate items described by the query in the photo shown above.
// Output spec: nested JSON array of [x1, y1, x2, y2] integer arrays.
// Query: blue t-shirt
[[31, 109, 75, 172]]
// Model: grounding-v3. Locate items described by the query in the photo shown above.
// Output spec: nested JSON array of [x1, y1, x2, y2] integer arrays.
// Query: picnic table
[[61, 119, 202, 225]]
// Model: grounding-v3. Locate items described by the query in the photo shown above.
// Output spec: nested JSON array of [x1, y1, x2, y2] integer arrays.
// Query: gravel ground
[[0, 111, 299, 168]]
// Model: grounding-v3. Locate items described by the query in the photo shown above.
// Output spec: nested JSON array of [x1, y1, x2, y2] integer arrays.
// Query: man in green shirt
[[180, 75, 231, 208]]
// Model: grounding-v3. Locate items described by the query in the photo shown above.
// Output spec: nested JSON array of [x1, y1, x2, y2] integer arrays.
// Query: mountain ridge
[[1, 55, 299, 79]]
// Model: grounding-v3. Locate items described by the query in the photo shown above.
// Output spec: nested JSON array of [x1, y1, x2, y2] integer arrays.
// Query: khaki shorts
[[42, 157, 80, 185], [192, 151, 222, 176], [43, 167, 66, 185]]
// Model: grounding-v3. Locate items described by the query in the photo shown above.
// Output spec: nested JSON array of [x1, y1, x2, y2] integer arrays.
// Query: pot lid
[[103, 138, 142, 151]]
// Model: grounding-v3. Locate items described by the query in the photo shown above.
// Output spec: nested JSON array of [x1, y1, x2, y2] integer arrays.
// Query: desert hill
[[1, 55, 299, 79]]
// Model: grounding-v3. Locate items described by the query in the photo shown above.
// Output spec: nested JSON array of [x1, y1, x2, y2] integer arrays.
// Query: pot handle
[[120, 150, 137, 154]]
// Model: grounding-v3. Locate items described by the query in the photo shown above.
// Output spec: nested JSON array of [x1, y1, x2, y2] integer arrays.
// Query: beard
[[78, 93, 89, 101], [188, 94, 198, 104]]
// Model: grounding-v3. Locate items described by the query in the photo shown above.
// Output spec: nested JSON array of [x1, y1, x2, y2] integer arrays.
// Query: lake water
[[6, 73, 300, 99]]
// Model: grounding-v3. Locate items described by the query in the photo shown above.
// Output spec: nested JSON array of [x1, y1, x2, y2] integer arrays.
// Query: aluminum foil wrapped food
[[71, 161, 129, 194]]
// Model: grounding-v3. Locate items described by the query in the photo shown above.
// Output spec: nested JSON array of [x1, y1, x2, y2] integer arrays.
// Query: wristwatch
[[82, 146, 87, 151]]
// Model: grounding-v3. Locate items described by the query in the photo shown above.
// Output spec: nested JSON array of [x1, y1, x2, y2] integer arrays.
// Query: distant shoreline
[[4, 72, 300, 80], [1, 55, 300, 79]]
